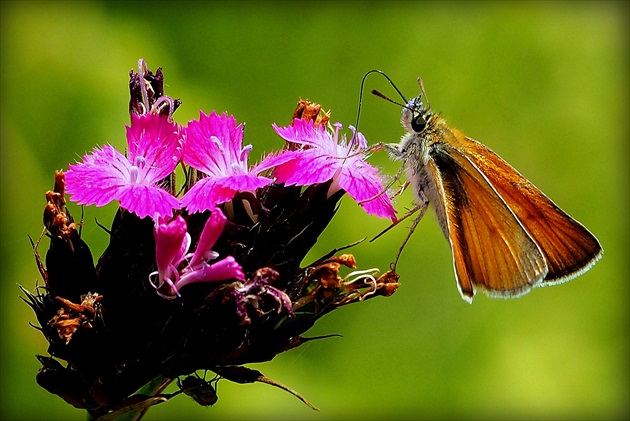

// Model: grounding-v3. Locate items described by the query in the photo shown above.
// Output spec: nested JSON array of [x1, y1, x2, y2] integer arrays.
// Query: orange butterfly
[[381, 79, 603, 303]]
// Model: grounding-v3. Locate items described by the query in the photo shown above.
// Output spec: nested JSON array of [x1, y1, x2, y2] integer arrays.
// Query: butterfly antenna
[[370, 89, 406, 108], [352, 70, 408, 147], [417, 76, 430, 108]]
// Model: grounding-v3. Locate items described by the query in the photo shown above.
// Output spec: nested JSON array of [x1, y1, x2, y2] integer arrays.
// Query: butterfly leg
[[370, 190, 415, 242], [359, 143, 411, 207], [390, 191, 429, 272]]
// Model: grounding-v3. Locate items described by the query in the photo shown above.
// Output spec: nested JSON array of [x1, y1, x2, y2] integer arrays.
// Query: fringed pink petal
[[126, 113, 183, 182], [181, 175, 272, 214], [338, 158, 396, 221], [116, 184, 180, 219], [180, 178, 237, 214]]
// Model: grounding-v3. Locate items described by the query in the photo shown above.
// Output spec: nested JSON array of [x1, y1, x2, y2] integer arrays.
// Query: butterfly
[[378, 78, 603, 303]]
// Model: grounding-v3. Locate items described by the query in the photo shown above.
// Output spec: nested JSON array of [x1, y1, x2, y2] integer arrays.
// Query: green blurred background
[[1, 1, 628, 419]]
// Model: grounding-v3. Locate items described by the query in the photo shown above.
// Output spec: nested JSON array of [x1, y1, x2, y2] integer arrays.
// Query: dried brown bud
[[49, 293, 103, 344], [375, 270, 400, 297], [43, 170, 76, 239], [292, 98, 330, 127]]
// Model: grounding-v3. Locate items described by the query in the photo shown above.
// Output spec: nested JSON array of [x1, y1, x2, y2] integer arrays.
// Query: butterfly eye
[[411, 114, 427, 133]]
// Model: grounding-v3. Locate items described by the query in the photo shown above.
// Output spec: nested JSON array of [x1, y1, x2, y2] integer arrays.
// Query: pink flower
[[188, 208, 226, 269], [152, 215, 190, 296], [180, 111, 273, 213], [149, 209, 245, 299], [259, 119, 396, 221], [65, 113, 182, 218]]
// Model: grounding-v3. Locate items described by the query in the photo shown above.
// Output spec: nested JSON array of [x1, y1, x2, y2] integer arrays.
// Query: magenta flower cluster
[[64, 91, 395, 299], [26, 61, 407, 418], [66, 110, 395, 221]]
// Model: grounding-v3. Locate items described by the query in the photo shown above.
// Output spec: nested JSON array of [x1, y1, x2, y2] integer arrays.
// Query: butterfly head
[[402, 94, 433, 134]]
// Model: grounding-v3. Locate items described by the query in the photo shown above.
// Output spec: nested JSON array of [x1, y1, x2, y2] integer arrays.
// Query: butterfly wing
[[427, 141, 548, 302], [459, 136, 603, 284]]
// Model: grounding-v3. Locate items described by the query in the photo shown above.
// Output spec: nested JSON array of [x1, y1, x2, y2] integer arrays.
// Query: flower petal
[[338, 158, 397, 221], [117, 184, 181, 219], [181, 175, 272, 214], [180, 178, 235, 214], [126, 113, 183, 183], [250, 150, 297, 174], [154, 215, 190, 286], [183, 111, 246, 176], [175, 256, 245, 290], [272, 149, 340, 186], [272, 119, 329, 148], [66, 145, 132, 207], [189, 208, 227, 269]]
